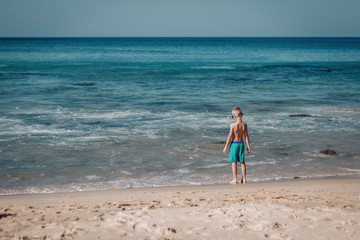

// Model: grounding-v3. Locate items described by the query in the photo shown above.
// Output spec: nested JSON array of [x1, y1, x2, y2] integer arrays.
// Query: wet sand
[[1, 178, 360, 239]]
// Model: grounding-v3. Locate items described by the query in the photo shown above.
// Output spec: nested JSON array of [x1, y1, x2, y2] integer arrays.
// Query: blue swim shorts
[[228, 141, 245, 163]]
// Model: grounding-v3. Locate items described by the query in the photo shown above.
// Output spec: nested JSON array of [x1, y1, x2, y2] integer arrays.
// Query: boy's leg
[[240, 162, 246, 184], [230, 162, 237, 184]]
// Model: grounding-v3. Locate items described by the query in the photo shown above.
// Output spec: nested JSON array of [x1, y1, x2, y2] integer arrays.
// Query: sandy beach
[[1, 178, 360, 240]]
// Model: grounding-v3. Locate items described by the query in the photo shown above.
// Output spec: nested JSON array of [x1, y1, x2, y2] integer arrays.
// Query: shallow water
[[1, 37, 360, 194]]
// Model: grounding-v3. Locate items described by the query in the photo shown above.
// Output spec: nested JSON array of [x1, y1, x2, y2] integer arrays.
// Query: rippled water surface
[[1, 38, 360, 194]]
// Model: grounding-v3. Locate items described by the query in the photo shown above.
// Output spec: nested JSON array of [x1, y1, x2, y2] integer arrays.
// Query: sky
[[0, 0, 359, 37]]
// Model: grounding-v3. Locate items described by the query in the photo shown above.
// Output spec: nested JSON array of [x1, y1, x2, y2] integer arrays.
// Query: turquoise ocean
[[1, 38, 360, 195]]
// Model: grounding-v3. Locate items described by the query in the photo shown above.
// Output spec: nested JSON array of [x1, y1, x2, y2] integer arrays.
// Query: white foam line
[[344, 168, 360, 172], [246, 161, 277, 166]]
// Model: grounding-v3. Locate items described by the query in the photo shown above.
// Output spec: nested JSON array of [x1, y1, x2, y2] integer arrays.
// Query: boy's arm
[[223, 125, 234, 154], [244, 123, 251, 153]]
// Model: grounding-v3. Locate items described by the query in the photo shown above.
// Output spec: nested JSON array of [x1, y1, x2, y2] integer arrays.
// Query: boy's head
[[232, 107, 243, 118]]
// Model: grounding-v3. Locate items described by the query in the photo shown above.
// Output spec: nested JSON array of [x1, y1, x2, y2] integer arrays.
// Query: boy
[[223, 107, 251, 184]]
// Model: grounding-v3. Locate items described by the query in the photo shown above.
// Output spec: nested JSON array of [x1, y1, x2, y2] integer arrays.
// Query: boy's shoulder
[[230, 122, 247, 128]]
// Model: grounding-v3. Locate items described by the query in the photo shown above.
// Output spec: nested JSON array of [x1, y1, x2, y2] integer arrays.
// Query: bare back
[[231, 122, 246, 142]]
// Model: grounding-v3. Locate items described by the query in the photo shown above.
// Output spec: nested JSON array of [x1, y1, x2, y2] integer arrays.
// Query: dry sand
[[1, 178, 360, 240]]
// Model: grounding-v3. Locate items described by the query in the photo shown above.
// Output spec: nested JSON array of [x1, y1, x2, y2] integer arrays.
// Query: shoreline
[[1, 177, 360, 239], [1, 176, 359, 203], [1, 174, 359, 197]]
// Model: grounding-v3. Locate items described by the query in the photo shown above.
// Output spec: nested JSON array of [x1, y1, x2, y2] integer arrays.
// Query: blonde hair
[[232, 107, 242, 117]]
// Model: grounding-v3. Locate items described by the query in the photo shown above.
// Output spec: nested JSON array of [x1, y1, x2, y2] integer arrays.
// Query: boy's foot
[[229, 179, 237, 184], [239, 178, 246, 184]]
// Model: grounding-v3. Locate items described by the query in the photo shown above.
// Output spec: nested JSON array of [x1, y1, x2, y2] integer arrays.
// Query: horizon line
[[1, 36, 360, 39]]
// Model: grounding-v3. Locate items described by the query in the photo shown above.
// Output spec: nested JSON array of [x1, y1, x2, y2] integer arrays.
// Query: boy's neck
[[234, 116, 242, 122]]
